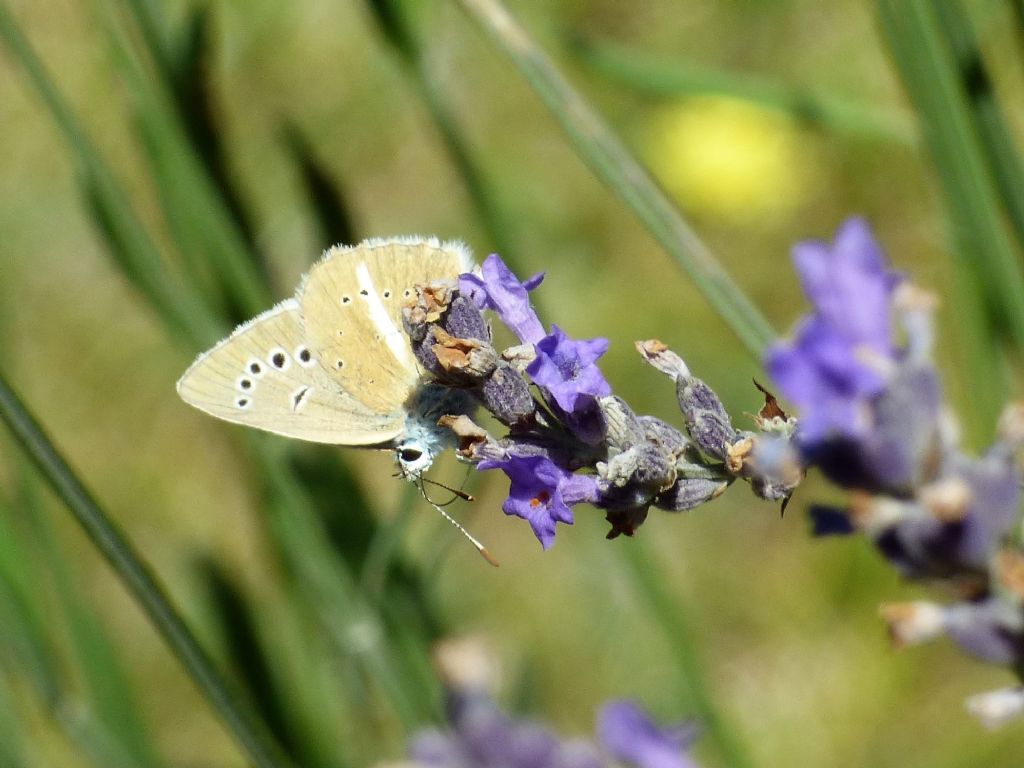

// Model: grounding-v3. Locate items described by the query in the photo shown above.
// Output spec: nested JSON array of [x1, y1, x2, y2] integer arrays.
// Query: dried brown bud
[[438, 414, 492, 458], [431, 327, 498, 379]]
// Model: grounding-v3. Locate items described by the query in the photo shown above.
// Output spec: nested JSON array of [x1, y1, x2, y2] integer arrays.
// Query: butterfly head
[[396, 438, 435, 477]]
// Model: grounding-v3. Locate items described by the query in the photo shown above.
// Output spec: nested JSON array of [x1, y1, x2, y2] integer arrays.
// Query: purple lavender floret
[[528, 326, 612, 412], [460, 254, 546, 344], [598, 700, 700, 768], [477, 453, 601, 549], [766, 217, 902, 447]]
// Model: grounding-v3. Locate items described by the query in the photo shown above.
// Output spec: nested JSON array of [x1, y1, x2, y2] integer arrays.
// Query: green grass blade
[[618, 540, 755, 768], [932, 2, 1024, 256], [197, 556, 339, 768], [114, 1, 264, 264], [15, 472, 164, 768], [454, 0, 776, 359], [875, 0, 1024, 438], [165, 5, 264, 260], [283, 126, 358, 247], [255, 443, 441, 731], [0, 674, 30, 768], [0, 484, 152, 768], [0, 3, 221, 347], [118, 0, 174, 77], [365, 0, 519, 264], [571, 36, 915, 145], [96, 1, 270, 320], [0, 373, 295, 768], [81, 169, 222, 346], [0, 487, 62, 712]]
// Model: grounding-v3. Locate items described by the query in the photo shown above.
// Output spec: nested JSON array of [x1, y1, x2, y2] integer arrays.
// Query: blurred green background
[[2, 1, 1024, 766]]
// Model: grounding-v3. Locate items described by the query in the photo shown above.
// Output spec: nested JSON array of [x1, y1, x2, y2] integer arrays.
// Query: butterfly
[[177, 236, 478, 478]]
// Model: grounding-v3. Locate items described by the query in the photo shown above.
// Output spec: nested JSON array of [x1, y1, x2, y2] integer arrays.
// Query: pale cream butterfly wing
[[297, 236, 474, 413], [176, 298, 404, 445], [179, 237, 495, 564]]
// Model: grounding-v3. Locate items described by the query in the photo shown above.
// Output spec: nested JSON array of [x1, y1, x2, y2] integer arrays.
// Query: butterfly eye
[[399, 447, 423, 464]]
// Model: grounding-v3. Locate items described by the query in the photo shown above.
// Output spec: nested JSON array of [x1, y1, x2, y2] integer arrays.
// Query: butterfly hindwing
[[176, 299, 405, 445], [298, 237, 473, 412]]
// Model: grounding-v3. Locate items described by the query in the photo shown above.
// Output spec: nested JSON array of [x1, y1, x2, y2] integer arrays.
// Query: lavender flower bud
[[654, 476, 730, 513], [480, 363, 537, 426], [445, 294, 492, 340], [599, 396, 648, 452], [638, 416, 692, 460], [636, 340, 739, 462], [728, 433, 803, 503], [594, 397, 723, 529], [676, 375, 740, 462]]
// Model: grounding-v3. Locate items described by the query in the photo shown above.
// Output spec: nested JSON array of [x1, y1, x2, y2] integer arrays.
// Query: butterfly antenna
[[420, 475, 475, 503], [415, 479, 498, 567]]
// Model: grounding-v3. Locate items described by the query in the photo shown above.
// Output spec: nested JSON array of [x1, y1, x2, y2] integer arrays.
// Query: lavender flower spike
[[766, 217, 902, 445], [598, 700, 700, 768], [477, 453, 600, 549], [460, 254, 546, 344], [528, 324, 613, 413]]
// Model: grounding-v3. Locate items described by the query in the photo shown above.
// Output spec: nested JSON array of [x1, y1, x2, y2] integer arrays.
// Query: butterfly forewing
[[298, 237, 473, 412], [176, 299, 405, 445]]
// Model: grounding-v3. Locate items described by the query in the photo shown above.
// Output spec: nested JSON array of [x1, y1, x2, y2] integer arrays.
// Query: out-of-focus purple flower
[[808, 505, 856, 536], [766, 218, 902, 446], [800, 363, 942, 494], [854, 447, 1022, 581], [598, 700, 699, 768], [945, 598, 1024, 666], [410, 694, 604, 768], [880, 598, 1024, 666], [410, 693, 701, 768], [460, 254, 546, 344], [527, 325, 612, 413], [477, 453, 600, 549]]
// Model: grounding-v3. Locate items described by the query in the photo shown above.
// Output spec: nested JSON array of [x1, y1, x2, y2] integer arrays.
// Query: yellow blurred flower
[[645, 96, 819, 223]]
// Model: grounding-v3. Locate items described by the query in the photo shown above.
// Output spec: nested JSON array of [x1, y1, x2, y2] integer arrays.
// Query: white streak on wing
[[355, 261, 415, 371]]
